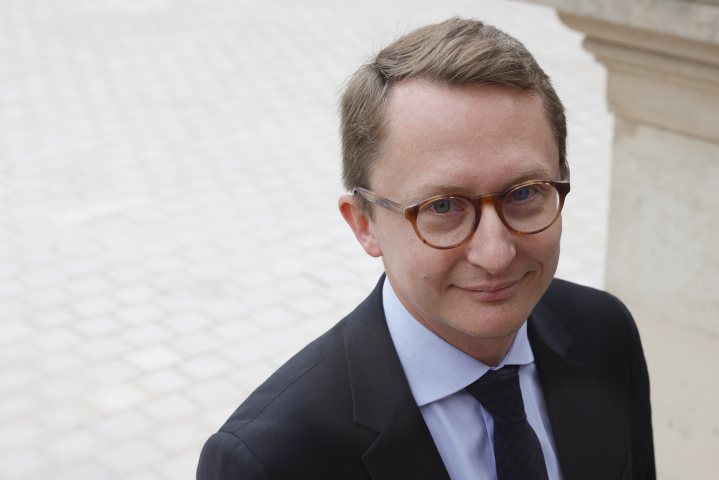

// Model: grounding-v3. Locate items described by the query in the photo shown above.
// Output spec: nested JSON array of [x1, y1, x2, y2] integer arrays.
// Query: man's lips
[[456, 279, 522, 301]]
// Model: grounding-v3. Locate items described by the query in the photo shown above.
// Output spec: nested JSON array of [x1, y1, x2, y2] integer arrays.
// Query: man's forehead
[[382, 81, 552, 152], [374, 81, 559, 197], [386, 80, 536, 119]]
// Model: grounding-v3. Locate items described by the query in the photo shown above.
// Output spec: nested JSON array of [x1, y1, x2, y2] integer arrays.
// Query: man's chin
[[438, 311, 527, 341], [412, 293, 533, 343], [457, 323, 524, 341]]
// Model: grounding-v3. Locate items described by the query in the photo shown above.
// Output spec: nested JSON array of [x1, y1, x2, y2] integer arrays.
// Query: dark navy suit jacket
[[197, 276, 655, 480]]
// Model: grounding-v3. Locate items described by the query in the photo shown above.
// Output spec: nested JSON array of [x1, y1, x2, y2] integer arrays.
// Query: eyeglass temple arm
[[354, 188, 405, 216]]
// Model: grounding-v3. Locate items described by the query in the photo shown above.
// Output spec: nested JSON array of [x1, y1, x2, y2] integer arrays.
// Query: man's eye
[[511, 186, 533, 201], [430, 199, 453, 213]]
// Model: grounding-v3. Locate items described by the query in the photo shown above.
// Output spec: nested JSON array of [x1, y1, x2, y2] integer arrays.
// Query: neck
[[415, 315, 516, 366]]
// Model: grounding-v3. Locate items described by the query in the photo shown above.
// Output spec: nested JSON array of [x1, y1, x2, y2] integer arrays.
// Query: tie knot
[[465, 365, 526, 424]]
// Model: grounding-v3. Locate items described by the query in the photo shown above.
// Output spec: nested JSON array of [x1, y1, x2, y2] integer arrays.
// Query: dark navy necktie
[[465, 365, 549, 480]]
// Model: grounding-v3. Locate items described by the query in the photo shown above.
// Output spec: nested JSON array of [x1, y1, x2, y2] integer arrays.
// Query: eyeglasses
[[354, 177, 570, 250]]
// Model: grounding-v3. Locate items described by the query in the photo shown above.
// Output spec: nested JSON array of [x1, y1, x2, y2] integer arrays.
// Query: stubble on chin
[[437, 306, 527, 341]]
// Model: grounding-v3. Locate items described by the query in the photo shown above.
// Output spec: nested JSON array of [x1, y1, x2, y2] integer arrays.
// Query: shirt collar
[[383, 276, 534, 407]]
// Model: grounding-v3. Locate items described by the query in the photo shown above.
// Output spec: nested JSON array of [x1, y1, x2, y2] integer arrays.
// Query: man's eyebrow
[[496, 160, 558, 186], [408, 160, 559, 200]]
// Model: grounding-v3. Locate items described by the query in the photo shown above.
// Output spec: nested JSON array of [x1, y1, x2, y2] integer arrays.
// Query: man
[[197, 18, 655, 480]]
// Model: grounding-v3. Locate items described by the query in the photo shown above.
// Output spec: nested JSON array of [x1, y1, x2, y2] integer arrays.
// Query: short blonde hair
[[340, 17, 567, 215]]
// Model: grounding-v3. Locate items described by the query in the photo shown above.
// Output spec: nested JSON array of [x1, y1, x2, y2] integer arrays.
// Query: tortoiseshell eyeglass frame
[[354, 164, 570, 250]]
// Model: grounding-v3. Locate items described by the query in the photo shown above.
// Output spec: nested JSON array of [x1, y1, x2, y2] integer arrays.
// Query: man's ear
[[338, 194, 382, 258]]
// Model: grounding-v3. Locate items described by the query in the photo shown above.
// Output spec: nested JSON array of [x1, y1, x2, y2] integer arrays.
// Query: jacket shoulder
[[221, 317, 349, 434], [197, 432, 270, 480], [541, 278, 628, 320], [538, 278, 638, 364], [200, 279, 389, 479]]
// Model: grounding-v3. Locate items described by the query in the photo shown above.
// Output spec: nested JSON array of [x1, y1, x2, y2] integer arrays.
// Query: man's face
[[368, 80, 562, 346]]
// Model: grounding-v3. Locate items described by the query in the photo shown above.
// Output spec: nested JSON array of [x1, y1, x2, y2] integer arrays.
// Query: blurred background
[[1, 0, 710, 479]]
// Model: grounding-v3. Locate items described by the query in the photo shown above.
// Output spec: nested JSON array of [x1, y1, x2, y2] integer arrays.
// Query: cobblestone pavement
[[0, 0, 613, 478]]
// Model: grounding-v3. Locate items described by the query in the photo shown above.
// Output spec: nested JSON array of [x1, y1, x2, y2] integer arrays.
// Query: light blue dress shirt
[[382, 278, 565, 480]]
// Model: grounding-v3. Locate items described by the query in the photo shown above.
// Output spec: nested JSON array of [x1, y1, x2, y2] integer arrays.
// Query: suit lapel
[[344, 276, 450, 480], [361, 395, 450, 480], [528, 300, 610, 480]]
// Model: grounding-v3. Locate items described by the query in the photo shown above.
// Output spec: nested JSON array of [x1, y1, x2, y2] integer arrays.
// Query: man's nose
[[464, 202, 516, 275]]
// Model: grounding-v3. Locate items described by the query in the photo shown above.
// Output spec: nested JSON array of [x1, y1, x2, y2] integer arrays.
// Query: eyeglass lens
[[416, 183, 561, 247]]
